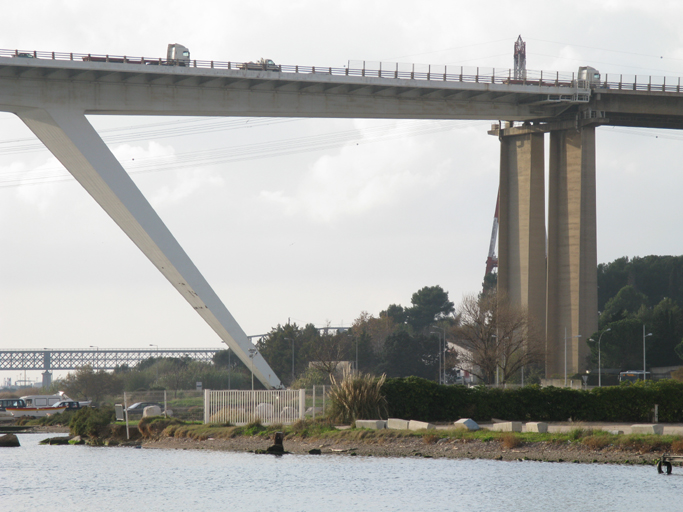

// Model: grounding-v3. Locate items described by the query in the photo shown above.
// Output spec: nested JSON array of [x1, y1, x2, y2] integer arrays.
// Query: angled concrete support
[[546, 127, 598, 377], [14, 107, 282, 389], [497, 129, 547, 336]]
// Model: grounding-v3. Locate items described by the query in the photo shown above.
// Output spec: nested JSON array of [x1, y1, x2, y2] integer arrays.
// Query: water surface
[[1, 434, 680, 511]]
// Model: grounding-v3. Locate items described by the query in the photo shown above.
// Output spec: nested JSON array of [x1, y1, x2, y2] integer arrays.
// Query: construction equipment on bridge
[[514, 35, 526, 80]]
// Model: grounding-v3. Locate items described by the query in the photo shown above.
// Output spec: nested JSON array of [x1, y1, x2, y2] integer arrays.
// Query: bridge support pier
[[546, 127, 598, 378], [497, 128, 547, 340], [491, 121, 599, 379]]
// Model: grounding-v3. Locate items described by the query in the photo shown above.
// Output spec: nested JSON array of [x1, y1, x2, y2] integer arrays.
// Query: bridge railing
[[1, 47, 586, 90], [599, 73, 683, 93]]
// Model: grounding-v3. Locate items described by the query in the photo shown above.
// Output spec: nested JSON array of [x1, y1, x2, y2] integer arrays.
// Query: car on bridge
[[239, 58, 280, 72]]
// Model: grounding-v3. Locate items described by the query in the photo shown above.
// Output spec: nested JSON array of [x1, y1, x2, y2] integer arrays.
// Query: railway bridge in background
[[1, 46, 683, 384], [0, 327, 348, 388]]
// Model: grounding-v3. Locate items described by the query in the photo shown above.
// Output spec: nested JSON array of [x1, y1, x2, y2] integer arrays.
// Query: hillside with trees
[[588, 255, 683, 373]]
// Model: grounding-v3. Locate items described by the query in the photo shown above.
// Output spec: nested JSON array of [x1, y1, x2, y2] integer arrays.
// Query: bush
[[501, 433, 521, 449], [328, 370, 388, 423], [69, 406, 115, 438], [381, 378, 683, 423]]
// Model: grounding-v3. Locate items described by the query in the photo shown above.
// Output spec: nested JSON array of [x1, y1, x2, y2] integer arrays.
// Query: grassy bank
[[136, 416, 683, 457]]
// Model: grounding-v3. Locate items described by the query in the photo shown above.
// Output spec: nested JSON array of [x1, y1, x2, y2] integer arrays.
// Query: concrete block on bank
[[408, 420, 435, 431], [631, 424, 664, 435], [525, 422, 548, 433], [387, 418, 410, 430], [355, 420, 387, 430], [491, 421, 522, 432], [143, 405, 162, 417], [454, 418, 479, 431]]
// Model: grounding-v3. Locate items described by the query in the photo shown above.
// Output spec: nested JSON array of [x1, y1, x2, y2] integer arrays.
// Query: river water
[[1, 434, 681, 511]]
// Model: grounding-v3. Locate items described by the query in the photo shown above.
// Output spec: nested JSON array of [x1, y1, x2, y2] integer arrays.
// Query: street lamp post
[[248, 348, 257, 391], [596, 328, 611, 387], [643, 325, 653, 381], [564, 328, 582, 387]]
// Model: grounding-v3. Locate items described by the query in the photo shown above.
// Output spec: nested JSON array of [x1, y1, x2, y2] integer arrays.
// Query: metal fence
[[203, 386, 332, 425], [119, 390, 204, 421], [204, 389, 305, 425]]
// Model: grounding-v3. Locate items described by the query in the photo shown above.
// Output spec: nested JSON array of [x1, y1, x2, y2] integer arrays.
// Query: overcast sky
[[2, 0, 683, 384]]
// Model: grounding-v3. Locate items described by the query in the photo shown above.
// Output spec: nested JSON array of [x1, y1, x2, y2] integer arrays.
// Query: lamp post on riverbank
[[564, 328, 581, 387], [643, 326, 653, 381]]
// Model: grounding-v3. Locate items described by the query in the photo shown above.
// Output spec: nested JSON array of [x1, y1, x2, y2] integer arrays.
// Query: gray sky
[[2, 0, 683, 384]]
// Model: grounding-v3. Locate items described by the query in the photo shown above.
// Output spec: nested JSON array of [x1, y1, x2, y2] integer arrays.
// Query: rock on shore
[[0, 433, 20, 447]]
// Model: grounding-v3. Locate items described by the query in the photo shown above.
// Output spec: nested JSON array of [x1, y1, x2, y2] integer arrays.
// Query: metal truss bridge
[[0, 327, 348, 372]]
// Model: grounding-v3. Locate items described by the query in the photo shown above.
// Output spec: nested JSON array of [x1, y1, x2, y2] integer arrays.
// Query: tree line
[[587, 255, 683, 376]]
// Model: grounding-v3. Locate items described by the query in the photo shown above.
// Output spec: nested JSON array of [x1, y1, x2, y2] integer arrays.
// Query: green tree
[[600, 285, 648, 327], [379, 329, 437, 379], [649, 298, 683, 367], [406, 285, 455, 332], [62, 366, 123, 403], [257, 323, 310, 387], [588, 318, 644, 370]]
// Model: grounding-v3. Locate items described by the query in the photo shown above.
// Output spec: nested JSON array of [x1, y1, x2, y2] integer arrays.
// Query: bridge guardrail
[[1, 48, 589, 90]]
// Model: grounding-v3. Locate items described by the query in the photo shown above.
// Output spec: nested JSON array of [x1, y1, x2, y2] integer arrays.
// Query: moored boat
[[6, 392, 72, 418]]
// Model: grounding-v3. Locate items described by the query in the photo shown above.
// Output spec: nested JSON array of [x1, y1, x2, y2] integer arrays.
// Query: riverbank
[[143, 433, 663, 464], [20, 421, 680, 465], [141, 422, 681, 465]]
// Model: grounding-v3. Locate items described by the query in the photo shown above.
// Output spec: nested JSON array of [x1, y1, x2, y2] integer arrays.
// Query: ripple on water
[[0, 434, 680, 511]]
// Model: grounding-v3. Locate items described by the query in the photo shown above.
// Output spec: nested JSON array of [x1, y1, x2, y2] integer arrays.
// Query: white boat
[[6, 405, 68, 417], [6, 392, 72, 418]]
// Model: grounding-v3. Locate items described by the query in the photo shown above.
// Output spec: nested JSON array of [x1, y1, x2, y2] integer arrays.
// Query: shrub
[[582, 434, 611, 450], [328, 370, 388, 424], [382, 378, 683, 423], [671, 437, 683, 453], [423, 434, 439, 445], [501, 433, 521, 449], [69, 406, 115, 438]]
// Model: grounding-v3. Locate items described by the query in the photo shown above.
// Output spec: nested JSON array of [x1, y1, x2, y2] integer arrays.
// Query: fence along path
[[204, 389, 305, 425]]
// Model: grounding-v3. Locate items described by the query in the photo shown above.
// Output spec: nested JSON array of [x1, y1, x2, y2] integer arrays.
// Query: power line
[[0, 120, 487, 188]]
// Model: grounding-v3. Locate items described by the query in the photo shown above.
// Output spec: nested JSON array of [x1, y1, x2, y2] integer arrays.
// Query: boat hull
[[7, 406, 68, 418]]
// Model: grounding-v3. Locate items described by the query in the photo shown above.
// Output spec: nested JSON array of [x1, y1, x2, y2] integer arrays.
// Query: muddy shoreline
[[21, 424, 672, 465], [142, 434, 663, 465]]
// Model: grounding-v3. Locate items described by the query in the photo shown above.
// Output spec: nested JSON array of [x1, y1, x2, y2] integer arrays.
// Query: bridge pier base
[[491, 121, 599, 379]]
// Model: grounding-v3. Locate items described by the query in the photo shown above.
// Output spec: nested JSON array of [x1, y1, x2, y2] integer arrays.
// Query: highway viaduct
[[2, 48, 683, 384]]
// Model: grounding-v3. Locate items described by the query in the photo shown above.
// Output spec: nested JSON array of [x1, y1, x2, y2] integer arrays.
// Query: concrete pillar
[[42, 371, 52, 389], [546, 127, 598, 377], [498, 131, 547, 335]]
